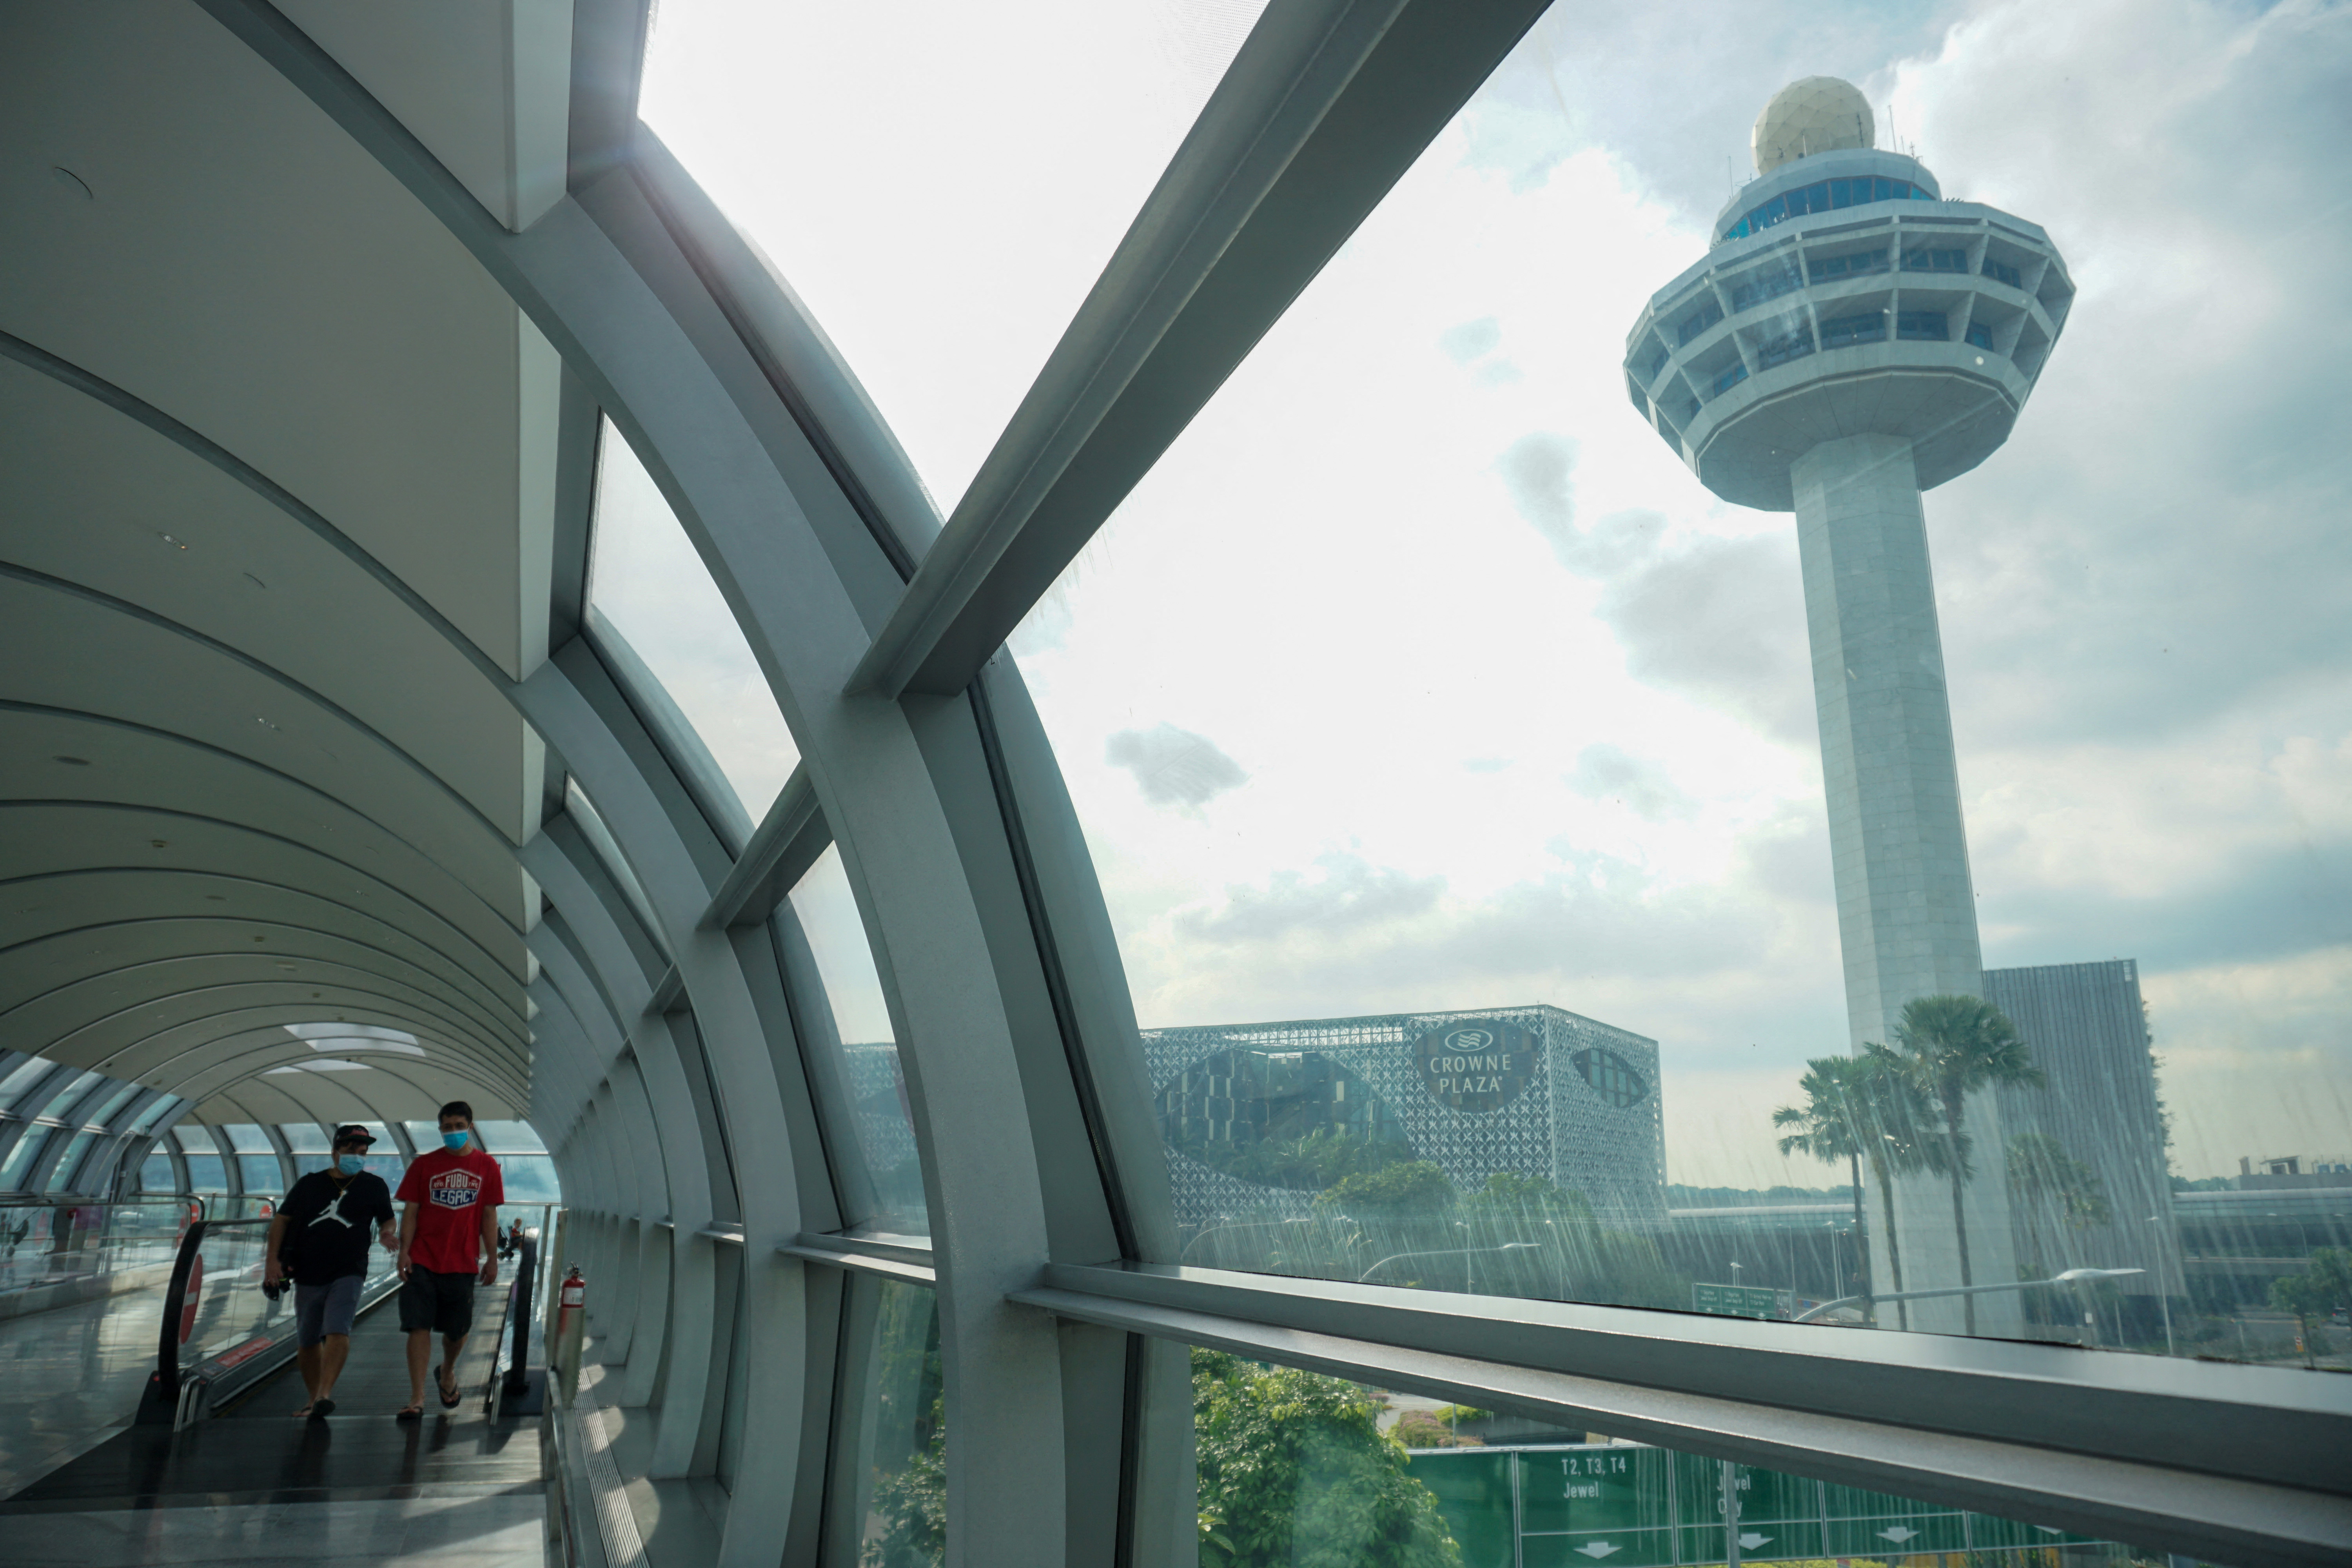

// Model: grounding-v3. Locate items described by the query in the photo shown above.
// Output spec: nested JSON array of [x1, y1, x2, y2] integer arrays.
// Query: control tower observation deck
[[1623, 80, 2076, 1332]]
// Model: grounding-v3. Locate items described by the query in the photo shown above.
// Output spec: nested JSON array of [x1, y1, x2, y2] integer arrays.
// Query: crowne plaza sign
[[1413, 1018, 1537, 1112]]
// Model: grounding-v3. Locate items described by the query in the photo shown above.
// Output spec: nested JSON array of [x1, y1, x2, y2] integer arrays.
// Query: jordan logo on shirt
[[428, 1168, 483, 1210], [309, 1187, 358, 1229]]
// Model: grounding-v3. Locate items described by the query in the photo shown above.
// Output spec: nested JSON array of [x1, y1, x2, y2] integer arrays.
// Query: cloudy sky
[[637, 0, 2351, 1186]]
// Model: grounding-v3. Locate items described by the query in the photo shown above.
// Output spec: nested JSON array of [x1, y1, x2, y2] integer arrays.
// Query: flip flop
[[310, 1398, 335, 1420], [291, 1403, 315, 1419], [437, 1365, 461, 1408], [396, 1404, 423, 1422]]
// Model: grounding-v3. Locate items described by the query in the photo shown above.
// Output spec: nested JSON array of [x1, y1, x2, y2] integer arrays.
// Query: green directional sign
[[1671, 1454, 1825, 1564], [1691, 1281, 1793, 1319], [1820, 1481, 1970, 1557], [1519, 1445, 1675, 1568], [1412, 1449, 1515, 1568], [1406, 1440, 2123, 1565]]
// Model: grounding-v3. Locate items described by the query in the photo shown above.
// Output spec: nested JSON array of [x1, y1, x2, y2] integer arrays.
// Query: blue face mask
[[336, 1154, 365, 1176], [442, 1129, 471, 1152]]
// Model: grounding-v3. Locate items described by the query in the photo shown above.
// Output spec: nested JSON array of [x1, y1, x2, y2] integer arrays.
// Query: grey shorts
[[399, 1265, 477, 1337], [295, 1274, 364, 1346]]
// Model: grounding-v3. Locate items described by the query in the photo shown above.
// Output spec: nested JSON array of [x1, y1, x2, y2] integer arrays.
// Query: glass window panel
[[565, 778, 668, 955], [238, 1154, 284, 1194], [1193, 1346, 2146, 1567], [279, 1122, 329, 1154], [1008, 5, 2346, 1370], [498, 1155, 563, 1204], [474, 1120, 548, 1154], [172, 1125, 220, 1154], [29, 1070, 100, 1124], [138, 1150, 176, 1193], [85, 1080, 143, 1129], [43, 1130, 95, 1190], [587, 417, 798, 822], [0, 1129, 51, 1191], [0, 1056, 55, 1114], [181, 1152, 227, 1195], [831, 1278, 943, 1565], [127, 1095, 180, 1135], [220, 1123, 272, 1154], [786, 845, 926, 1233], [640, 0, 1270, 513]]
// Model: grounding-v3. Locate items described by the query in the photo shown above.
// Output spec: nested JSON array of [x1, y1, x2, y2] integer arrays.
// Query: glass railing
[[158, 1211, 399, 1417], [0, 1198, 200, 1309]]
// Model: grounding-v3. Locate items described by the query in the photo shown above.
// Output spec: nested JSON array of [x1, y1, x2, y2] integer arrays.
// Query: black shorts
[[399, 1265, 477, 1336]]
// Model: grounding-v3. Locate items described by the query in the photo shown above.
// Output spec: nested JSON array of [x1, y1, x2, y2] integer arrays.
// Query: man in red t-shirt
[[393, 1100, 503, 1419]]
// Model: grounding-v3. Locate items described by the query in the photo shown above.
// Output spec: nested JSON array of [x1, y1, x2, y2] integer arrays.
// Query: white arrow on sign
[[1738, 1534, 1773, 1550], [1573, 1543, 1622, 1559], [1877, 1526, 1919, 1543]]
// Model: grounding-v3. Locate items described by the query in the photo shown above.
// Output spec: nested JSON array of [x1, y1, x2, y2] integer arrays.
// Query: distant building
[[1984, 959, 2184, 1303], [1143, 1005, 1667, 1232]]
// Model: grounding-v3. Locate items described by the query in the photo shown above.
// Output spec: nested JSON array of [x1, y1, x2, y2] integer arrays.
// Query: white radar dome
[[1753, 77, 1875, 174]]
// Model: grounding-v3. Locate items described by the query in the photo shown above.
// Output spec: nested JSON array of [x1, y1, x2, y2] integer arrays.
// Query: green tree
[[1887, 995, 2045, 1334], [1772, 1056, 1876, 1292], [2269, 1247, 2352, 1351], [2007, 1132, 2112, 1276], [1775, 1050, 1948, 1326], [1314, 1160, 1457, 1220], [1193, 1348, 1463, 1568]]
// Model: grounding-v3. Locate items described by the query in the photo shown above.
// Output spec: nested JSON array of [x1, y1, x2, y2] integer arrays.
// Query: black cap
[[331, 1124, 375, 1147]]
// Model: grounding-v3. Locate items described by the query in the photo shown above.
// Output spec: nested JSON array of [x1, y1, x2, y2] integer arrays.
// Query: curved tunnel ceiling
[[0, 0, 573, 1129]]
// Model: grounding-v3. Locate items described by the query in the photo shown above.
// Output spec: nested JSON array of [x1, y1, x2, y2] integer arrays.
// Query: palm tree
[[2006, 1131, 2112, 1277], [1888, 995, 2045, 1334], [1772, 1057, 1873, 1291], [1775, 1050, 1948, 1327]]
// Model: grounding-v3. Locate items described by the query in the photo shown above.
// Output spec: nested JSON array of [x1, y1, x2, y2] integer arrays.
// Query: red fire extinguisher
[[555, 1266, 586, 1404]]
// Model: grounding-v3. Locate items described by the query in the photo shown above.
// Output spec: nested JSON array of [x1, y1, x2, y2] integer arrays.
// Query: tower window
[[1983, 258, 2024, 288], [1731, 262, 1804, 310], [1809, 249, 1891, 284], [1710, 361, 1749, 397], [1756, 326, 1816, 368], [1965, 321, 1995, 350], [1820, 313, 1887, 348], [1676, 298, 1724, 346], [1896, 310, 1949, 341], [1902, 247, 1969, 273]]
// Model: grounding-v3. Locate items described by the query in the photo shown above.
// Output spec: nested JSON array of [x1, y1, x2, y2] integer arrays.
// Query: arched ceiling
[[0, 0, 582, 1126]]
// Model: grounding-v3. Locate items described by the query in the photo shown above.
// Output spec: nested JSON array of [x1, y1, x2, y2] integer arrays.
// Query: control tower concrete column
[[1796, 434, 2014, 1332], [1622, 75, 2078, 1338], [1794, 432, 1983, 1044]]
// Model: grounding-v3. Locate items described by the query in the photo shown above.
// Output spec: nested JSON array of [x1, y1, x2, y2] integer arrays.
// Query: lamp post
[[1179, 1216, 1309, 1267], [1359, 1241, 1539, 1290], [1792, 1266, 2145, 1325]]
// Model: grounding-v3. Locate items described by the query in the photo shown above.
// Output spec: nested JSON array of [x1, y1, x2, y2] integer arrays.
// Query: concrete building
[[1984, 960, 2185, 1312], [1144, 1005, 1667, 1232], [1624, 78, 2076, 1334]]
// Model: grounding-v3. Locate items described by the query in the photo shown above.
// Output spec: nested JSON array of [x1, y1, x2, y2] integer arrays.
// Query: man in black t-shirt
[[265, 1124, 397, 1418]]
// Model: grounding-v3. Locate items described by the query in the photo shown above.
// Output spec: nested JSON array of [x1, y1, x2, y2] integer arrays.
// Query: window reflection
[[587, 416, 799, 822], [833, 1278, 944, 1567], [1198, 1348, 2165, 1568], [1007, 0, 2347, 1367], [785, 845, 926, 1234]]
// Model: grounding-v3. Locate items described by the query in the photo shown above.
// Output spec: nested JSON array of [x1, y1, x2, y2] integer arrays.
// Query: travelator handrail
[[139, 1212, 402, 1426], [482, 1205, 561, 1416]]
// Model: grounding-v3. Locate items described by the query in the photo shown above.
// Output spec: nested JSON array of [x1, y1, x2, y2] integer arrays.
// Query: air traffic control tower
[[1624, 79, 2076, 1333]]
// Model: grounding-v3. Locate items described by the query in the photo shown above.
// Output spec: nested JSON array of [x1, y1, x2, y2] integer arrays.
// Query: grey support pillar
[[1792, 432, 2018, 1334]]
